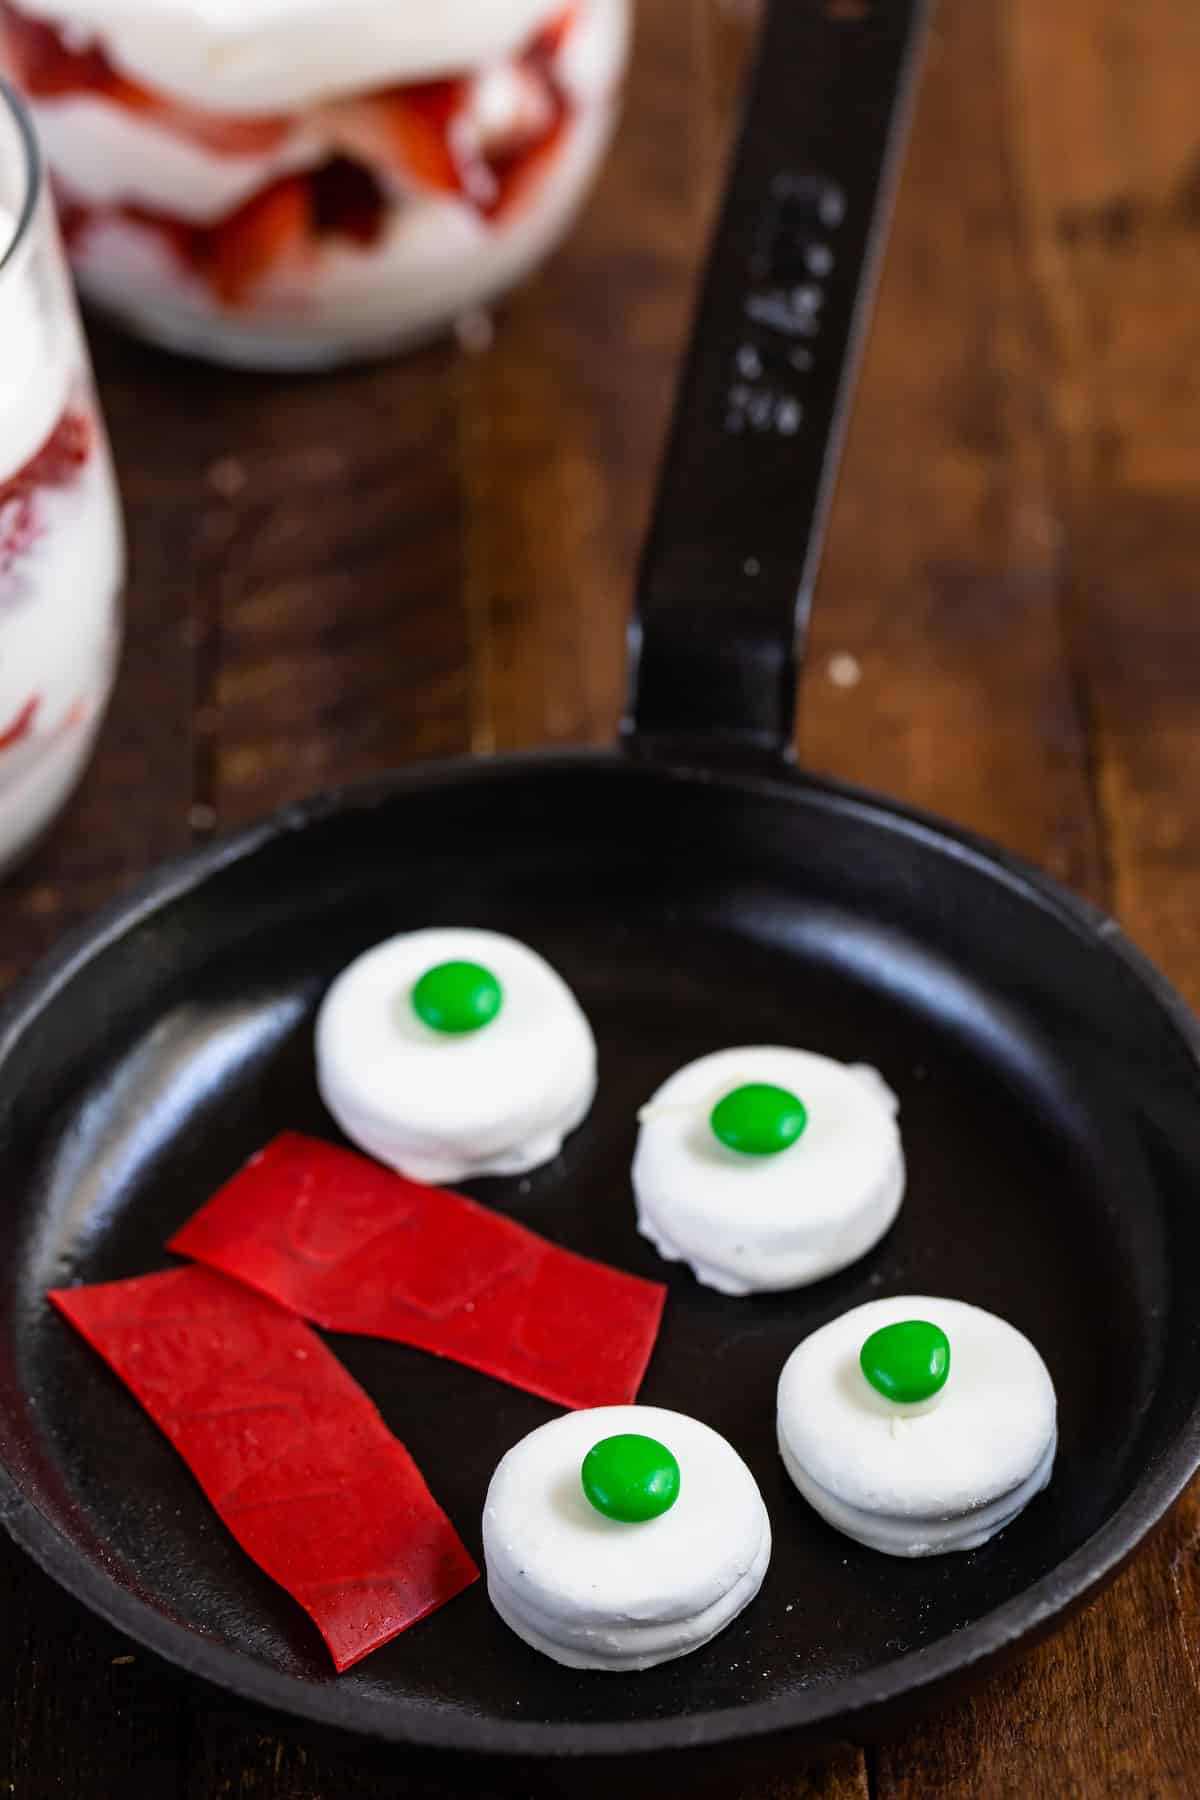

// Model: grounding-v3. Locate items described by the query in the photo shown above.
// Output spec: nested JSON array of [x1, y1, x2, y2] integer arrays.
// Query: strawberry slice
[[489, 107, 568, 222], [2, 4, 291, 154], [529, 5, 580, 64], [0, 697, 39, 752], [0, 4, 111, 96], [359, 78, 469, 195], [207, 174, 312, 302], [145, 99, 294, 157]]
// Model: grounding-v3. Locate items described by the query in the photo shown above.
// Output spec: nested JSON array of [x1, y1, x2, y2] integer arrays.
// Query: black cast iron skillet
[[3, 0, 1200, 1788]]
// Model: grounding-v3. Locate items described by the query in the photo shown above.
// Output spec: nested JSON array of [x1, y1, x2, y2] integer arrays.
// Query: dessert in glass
[[0, 78, 123, 876], [0, 0, 632, 370]]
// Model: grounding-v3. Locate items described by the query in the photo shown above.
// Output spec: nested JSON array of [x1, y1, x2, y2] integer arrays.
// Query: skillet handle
[[623, 0, 931, 761]]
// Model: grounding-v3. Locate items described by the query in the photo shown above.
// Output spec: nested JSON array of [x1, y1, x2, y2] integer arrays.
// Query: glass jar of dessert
[[0, 78, 123, 876], [0, 0, 631, 371]]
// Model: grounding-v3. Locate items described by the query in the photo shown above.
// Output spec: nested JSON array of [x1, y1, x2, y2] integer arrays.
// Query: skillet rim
[[1, 744, 1198, 1758]]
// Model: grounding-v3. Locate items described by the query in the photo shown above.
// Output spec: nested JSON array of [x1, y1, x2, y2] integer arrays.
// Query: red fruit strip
[[49, 1266, 479, 1671], [170, 1134, 667, 1410]]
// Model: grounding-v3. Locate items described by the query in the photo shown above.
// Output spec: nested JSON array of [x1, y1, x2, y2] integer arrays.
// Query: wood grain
[[803, 0, 1105, 895], [3, 0, 1200, 1792], [864, 0, 1200, 1791], [462, 0, 717, 754]]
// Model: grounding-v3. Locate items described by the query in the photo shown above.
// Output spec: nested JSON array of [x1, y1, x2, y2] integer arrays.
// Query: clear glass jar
[[0, 78, 123, 876], [0, 0, 631, 371]]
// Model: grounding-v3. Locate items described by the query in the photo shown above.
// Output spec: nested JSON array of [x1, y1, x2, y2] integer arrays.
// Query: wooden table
[[4, 0, 1200, 1792]]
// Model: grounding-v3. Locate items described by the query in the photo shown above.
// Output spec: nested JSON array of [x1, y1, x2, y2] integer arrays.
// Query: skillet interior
[[1, 753, 1199, 1756]]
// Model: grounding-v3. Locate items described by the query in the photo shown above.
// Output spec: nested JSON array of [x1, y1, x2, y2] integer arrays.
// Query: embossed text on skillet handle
[[624, 0, 933, 762]]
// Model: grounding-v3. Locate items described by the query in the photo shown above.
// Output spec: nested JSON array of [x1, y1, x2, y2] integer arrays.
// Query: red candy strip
[[50, 1267, 479, 1671], [169, 1133, 667, 1410]]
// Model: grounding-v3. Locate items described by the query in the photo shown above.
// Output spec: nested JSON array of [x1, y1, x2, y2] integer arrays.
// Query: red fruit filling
[[0, 408, 92, 506], [110, 160, 386, 305], [0, 696, 39, 751], [0, 405, 92, 585], [1, 2, 578, 305], [10, 408, 92, 491], [0, 492, 38, 573], [0, 408, 95, 759]]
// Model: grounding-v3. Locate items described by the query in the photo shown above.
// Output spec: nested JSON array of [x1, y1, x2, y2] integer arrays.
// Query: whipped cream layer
[[14, 0, 627, 367], [0, 411, 124, 873], [27, 0, 627, 222], [0, 133, 123, 872], [633, 1046, 906, 1296], [777, 1295, 1058, 1557], [67, 90, 617, 368], [17, 0, 566, 112], [0, 202, 70, 478], [316, 926, 598, 1185], [484, 1406, 772, 1672], [35, 97, 319, 222], [0, 692, 109, 873], [0, 440, 121, 730]]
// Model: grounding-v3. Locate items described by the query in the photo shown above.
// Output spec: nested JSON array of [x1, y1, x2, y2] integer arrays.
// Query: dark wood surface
[[4, 0, 1200, 1793]]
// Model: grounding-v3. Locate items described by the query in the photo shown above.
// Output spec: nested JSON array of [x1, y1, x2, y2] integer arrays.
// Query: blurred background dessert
[[0, 0, 631, 369]]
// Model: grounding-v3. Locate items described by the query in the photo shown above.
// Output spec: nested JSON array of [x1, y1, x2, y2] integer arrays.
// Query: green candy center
[[859, 1319, 951, 1405], [411, 960, 503, 1035], [710, 1082, 808, 1156], [581, 1433, 681, 1523]]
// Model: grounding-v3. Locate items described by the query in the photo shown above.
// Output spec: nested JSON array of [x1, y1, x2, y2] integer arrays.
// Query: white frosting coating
[[61, 70, 620, 369], [776, 1295, 1058, 1556], [633, 1047, 906, 1296], [0, 204, 70, 480], [17, 0, 567, 111], [315, 927, 597, 1185], [483, 1406, 772, 1671]]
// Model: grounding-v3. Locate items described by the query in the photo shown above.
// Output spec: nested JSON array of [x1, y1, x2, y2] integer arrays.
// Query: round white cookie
[[777, 1295, 1058, 1556], [483, 1405, 771, 1671], [315, 927, 597, 1185], [632, 1046, 905, 1295]]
